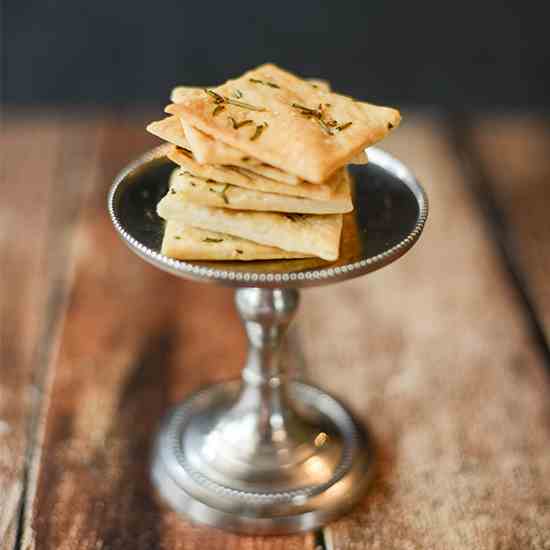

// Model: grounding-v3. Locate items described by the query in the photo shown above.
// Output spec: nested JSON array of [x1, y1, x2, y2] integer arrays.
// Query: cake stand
[[108, 145, 428, 535]]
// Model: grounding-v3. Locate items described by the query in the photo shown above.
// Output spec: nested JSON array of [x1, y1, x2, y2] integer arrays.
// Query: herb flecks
[[337, 121, 353, 131], [212, 104, 225, 117], [205, 89, 224, 103], [174, 236, 181, 240], [233, 89, 243, 99], [235, 249, 244, 254], [250, 122, 268, 141], [183, 171, 231, 198], [291, 103, 336, 135], [291, 102, 353, 136], [225, 97, 266, 111], [249, 78, 280, 89], [208, 183, 230, 204], [292, 103, 320, 116], [315, 117, 333, 135], [203, 237, 223, 243], [204, 89, 266, 111], [228, 117, 254, 130], [220, 184, 229, 204]]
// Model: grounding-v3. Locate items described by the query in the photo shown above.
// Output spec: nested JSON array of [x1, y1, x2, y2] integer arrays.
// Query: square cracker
[[146, 115, 362, 187], [168, 168, 353, 214], [162, 221, 309, 261], [171, 86, 368, 171], [167, 145, 343, 201], [181, 121, 368, 178], [165, 63, 399, 183], [157, 193, 343, 261], [146, 116, 190, 149]]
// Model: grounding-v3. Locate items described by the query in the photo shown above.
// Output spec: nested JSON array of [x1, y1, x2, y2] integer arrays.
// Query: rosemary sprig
[[220, 184, 229, 204], [291, 103, 320, 116], [250, 122, 268, 141], [203, 237, 223, 243], [233, 89, 243, 98], [205, 88, 265, 111], [208, 183, 230, 204], [249, 78, 280, 89], [315, 117, 333, 135], [184, 171, 230, 196], [228, 117, 254, 130], [225, 97, 266, 111], [337, 121, 352, 131], [205, 89, 224, 103], [212, 104, 225, 117]]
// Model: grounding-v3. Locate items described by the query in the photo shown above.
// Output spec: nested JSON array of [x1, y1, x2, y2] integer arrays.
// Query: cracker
[[146, 116, 190, 148], [162, 221, 308, 260], [166, 63, 399, 182], [169, 168, 352, 214], [171, 87, 368, 171], [157, 193, 343, 261], [167, 145, 342, 200]]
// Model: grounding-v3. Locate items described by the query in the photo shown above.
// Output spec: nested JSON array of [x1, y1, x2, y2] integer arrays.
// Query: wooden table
[[2, 110, 550, 549]]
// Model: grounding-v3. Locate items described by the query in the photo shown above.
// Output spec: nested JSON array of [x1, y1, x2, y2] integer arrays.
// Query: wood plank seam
[[13, 119, 105, 550], [447, 114, 550, 375]]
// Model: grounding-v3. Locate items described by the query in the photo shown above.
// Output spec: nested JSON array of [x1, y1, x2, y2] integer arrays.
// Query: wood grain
[[471, 115, 550, 340], [0, 113, 103, 549], [296, 116, 550, 548], [21, 115, 312, 550]]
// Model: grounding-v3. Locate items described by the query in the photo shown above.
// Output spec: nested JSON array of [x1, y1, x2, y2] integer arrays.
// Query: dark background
[[4, 1, 550, 110]]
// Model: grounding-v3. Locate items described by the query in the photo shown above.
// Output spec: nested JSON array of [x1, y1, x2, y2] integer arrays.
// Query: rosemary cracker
[[168, 168, 353, 214], [147, 114, 361, 187], [146, 116, 191, 149], [181, 119, 367, 173], [167, 145, 343, 201], [157, 194, 343, 261], [166, 63, 399, 183], [162, 221, 309, 260]]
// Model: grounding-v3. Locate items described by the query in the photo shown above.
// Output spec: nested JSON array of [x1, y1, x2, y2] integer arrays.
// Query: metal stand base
[[151, 288, 373, 534], [152, 381, 373, 534]]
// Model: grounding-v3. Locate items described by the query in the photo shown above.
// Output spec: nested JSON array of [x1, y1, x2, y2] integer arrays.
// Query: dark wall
[[4, 1, 549, 109]]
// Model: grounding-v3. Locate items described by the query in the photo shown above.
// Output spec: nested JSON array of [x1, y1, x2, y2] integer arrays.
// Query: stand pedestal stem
[[232, 288, 299, 453], [151, 287, 373, 534]]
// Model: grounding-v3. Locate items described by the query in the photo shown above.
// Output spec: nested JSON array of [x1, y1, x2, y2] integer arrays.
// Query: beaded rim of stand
[[159, 382, 364, 504], [108, 145, 428, 287]]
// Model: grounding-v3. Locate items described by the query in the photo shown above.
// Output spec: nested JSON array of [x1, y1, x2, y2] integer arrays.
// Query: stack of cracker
[[147, 64, 400, 261]]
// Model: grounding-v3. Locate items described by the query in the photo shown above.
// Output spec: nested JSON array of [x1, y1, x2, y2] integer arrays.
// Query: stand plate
[[108, 146, 428, 287]]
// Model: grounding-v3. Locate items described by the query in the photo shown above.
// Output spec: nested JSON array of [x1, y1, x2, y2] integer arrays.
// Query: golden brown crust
[[167, 145, 344, 200], [165, 63, 399, 182]]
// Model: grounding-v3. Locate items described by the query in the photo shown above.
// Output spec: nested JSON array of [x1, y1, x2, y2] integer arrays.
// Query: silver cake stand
[[108, 145, 428, 535]]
